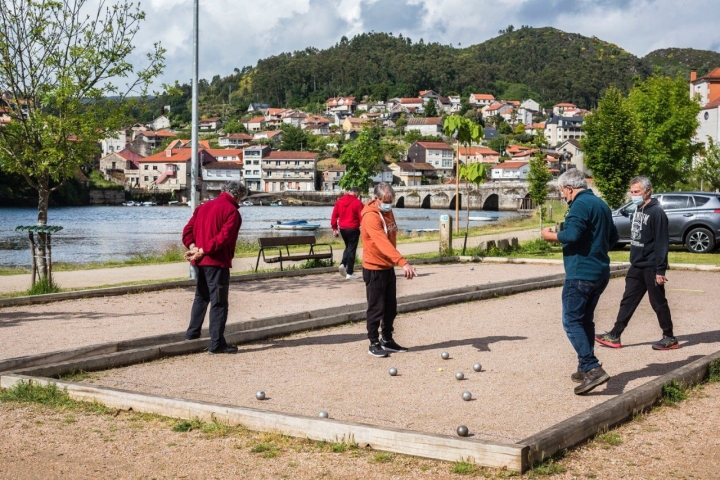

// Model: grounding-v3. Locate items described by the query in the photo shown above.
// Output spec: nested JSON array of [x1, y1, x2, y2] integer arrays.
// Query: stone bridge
[[392, 182, 550, 211]]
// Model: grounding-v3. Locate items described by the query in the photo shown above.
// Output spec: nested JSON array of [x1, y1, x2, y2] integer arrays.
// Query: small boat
[[469, 216, 499, 222], [405, 228, 439, 234], [242, 201, 254, 206], [271, 220, 320, 231], [141, 201, 157, 207], [270, 201, 283, 207], [123, 200, 137, 206], [168, 201, 179, 205]]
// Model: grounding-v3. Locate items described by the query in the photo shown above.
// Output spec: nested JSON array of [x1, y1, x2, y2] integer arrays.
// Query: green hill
[[644, 47, 720, 79]]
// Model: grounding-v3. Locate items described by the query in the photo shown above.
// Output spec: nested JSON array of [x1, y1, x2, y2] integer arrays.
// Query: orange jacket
[[360, 199, 407, 270]]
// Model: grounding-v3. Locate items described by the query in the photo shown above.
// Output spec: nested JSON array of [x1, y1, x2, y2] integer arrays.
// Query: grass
[[527, 459, 566, 476], [708, 358, 720, 383], [661, 381, 689, 406], [596, 431, 623, 447], [452, 460, 478, 475], [0, 381, 112, 415], [372, 452, 393, 463], [26, 276, 61, 295]]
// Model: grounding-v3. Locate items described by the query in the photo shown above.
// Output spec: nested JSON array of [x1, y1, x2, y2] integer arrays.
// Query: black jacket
[[629, 198, 669, 275]]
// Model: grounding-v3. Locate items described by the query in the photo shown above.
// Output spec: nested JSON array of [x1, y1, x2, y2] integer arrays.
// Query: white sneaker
[[346, 274, 361, 280], [338, 264, 347, 277]]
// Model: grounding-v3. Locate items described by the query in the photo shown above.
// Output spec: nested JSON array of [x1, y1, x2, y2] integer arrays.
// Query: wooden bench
[[254, 235, 333, 272]]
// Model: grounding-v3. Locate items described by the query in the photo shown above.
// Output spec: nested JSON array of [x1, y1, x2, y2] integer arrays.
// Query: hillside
[[644, 47, 720, 79]]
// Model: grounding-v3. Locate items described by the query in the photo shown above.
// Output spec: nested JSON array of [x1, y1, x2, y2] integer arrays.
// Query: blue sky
[[125, 0, 720, 90]]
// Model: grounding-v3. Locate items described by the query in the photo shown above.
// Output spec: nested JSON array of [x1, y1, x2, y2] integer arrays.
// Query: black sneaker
[[595, 332, 622, 349], [574, 366, 610, 395], [208, 345, 238, 354], [652, 336, 680, 350], [571, 370, 585, 383], [368, 342, 388, 358], [381, 337, 408, 353]]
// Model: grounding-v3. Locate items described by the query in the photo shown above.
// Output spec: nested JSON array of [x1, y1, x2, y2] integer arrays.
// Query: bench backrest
[[258, 235, 317, 247]]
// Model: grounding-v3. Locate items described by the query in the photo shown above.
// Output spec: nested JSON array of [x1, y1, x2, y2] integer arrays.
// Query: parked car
[[612, 192, 720, 253]]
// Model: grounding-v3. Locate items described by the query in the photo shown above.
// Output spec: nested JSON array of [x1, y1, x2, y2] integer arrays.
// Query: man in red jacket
[[182, 181, 247, 354], [331, 186, 364, 280]]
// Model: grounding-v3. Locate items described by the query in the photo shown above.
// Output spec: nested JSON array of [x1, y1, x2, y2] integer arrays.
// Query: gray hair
[[558, 169, 587, 189], [373, 182, 395, 200], [349, 186, 361, 194], [630, 175, 652, 191], [221, 181, 248, 199]]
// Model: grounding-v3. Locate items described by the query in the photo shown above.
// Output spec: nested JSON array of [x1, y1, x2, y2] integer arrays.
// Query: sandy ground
[[83, 270, 720, 442], [0, 229, 540, 293], [0, 263, 563, 361]]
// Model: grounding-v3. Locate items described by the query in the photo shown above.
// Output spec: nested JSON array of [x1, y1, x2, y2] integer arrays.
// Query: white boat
[[242, 201, 254, 206], [141, 201, 157, 207], [123, 201, 137, 206], [469, 216, 499, 222], [271, 220, 320, 231], [405, 228, 439, 234]]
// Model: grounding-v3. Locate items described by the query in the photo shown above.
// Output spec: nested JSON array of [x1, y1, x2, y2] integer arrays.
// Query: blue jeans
[[562, 277, 609, 373]]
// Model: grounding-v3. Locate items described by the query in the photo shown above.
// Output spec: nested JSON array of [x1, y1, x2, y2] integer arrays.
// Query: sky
[[122, 0, 720, 91]]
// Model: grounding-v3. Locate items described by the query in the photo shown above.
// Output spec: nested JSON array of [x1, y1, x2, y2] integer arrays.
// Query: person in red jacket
[[182, 181, 247, 354], [331, 186, 364, 280]]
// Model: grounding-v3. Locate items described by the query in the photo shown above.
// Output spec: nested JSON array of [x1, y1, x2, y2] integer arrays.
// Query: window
[[442, 159, 452, 168], [153, 176, 158, 181], [152, 165, 158, 170], [144, 165, 149, 170], [694, 196, 711, 207], [660, 195, 692, 210], [144, 176, 149, 181]]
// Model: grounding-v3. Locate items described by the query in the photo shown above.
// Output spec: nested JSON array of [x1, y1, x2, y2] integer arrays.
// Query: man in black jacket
[[596, 176, 678, 351]]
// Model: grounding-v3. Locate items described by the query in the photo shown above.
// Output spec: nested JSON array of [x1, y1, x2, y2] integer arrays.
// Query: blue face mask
[[631, 196, 644, 205], [379, 202, 393, 212]]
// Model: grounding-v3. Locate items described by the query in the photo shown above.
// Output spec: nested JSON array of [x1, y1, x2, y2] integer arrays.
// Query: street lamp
[[189, 0, 199, 280]]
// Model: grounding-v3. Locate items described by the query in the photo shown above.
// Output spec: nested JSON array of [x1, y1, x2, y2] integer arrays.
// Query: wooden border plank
[[0, 374, 526, 471]]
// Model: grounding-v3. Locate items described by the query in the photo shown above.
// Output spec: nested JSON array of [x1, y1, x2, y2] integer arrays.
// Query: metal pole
[[455, 138, 460, 233], [189, 0, 199, 280]]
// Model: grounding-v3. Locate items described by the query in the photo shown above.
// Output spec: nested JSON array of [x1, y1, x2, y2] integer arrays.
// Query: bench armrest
[[310, 243, 333, 257]]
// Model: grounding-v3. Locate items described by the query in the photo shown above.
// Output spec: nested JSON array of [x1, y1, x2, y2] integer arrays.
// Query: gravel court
[[0, 263, 563, 361], [82, 270, 720, 443]]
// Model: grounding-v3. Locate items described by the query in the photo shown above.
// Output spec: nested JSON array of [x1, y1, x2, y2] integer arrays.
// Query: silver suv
[[612, 192, 720, 253]]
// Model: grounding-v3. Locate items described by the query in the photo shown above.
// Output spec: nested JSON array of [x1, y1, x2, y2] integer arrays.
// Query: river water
[[0, 205, 517, 268]]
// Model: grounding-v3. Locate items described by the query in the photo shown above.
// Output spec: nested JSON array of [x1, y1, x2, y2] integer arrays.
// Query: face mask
[[379, 202, 393, 212], [631, 196, 644, 205]]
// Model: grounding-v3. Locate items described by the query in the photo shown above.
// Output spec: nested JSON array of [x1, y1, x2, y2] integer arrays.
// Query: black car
[[612, 192, 720, 253]]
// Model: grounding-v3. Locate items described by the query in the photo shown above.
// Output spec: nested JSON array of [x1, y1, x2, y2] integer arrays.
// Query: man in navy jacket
[[182, 181, 246, 353], [542, 169, 619, 395]]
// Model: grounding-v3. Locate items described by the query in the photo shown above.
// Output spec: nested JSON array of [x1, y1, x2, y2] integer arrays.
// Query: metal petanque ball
[[255, 390, 266, 401], [318, 411, 329, 418], [462, 391, 472, 401], [389, 367, 398, 376], [457, 425, 469, 437], [455, 371, 464, 381], [441, 351, 450, 360], [473, 362, 482, 372]]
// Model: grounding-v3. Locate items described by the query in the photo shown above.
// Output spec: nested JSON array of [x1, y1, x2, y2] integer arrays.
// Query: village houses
[[405, 117, 443, 136], [406, 141, 454, 178], [458, 147, 500, 165], [691, 68, 720, 149]]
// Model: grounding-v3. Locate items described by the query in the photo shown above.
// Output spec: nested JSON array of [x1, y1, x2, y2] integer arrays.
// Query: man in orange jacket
[[360, 183, 417, 357]]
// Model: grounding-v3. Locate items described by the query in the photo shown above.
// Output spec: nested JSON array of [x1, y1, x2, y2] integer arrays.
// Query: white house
[[469, 94, 495, 107], [544, 116, 584, 146], [405, 117, 443, 136], [407, 141, 454, 178], [520, 99, 541, 112], [491, 161, 530, 180], [556, 139, 587, 174], [552, 103, 577, 116], [100, 130, 127, 156], [218, 133, 253, 147], [458, 147, 500, 165], [262, 151, 318, 192], [482, 102, 514, 119], [202, 161, 244, 193], [150, 115, 171, 131], [372, 163, 394, 184], [242, 145, 271, 191], [199, 117, 222, 130], [244, 116, 266, 132], [399, 98, 424, 112], [691, 68, 720, 149]]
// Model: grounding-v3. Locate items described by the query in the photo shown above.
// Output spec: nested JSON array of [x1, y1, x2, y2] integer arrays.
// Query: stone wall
[[89, 189, 125, 205]]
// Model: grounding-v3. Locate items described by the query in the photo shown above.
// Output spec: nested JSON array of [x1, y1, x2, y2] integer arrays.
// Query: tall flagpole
[[189, 0, 199, 280]]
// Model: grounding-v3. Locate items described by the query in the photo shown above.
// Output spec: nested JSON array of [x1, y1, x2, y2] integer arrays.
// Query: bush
[[26, 276, 61, 295]]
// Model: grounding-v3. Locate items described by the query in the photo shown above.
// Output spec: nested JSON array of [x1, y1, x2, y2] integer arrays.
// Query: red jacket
[[330, 193, 363, 230], [182, 192, 241, 268]]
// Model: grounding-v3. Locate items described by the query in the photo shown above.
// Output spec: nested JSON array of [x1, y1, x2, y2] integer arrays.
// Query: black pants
[[186, 266, 231, 351], [611, 266, 674, 338], [340, 228, 360, 274], [364, 268, 397, 343]]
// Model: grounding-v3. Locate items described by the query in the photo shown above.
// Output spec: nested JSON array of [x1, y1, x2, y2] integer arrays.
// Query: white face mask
[[379, 202, 393, 212], [630, 196, 644, 205]]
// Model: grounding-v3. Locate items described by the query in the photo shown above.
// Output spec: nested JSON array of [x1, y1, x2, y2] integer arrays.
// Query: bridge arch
[[482, 193, 499, 211], [395, 196, 405, 208], [449, 193, 461, 210], [421, 194, 431, 209]]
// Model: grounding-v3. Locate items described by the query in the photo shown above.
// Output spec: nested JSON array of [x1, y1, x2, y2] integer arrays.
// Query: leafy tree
[[696, 138, 720, 191], [223, 119, 247, 134], [404, 130, 422, 144], [533, 128, 548, 148], [627, 75, 701, 191], [0, 0, 164, 283], [458, 162, 488, 253], [526, 151, 553, 230], [487, 136, 510, 157], [424, 98, 438, 117], [582, 87, 642, 208], [498, 121, 513, 135], [443, 115, 484, 232], [280, 124, 309, 150], [514, 122, 526, 135], [338, 128, 386, 193], [395, 114, 408, 132]]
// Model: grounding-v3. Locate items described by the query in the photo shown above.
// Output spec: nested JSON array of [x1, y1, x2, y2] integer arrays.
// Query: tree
[[424, 98, 438, 117], [582, 87, 642, 208], [0, 0, 164, 284], [280, 124, 309, 150], [442, 115, 484, 232], [696, 138, 720, 192], [514, 122, 526, 135], [223, 119, 247, 134], [338, 127, 385, 193], [627, 75, 701, 191], [497, 121, 513, 135], [458, 162, 487, 253], [526, 151, 553, 231]]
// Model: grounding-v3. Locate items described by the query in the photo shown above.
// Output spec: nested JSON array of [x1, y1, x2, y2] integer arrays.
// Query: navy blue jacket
[[557, 189, 619, 281]]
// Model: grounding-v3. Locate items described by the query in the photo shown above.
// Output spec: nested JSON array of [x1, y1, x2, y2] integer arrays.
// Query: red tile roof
[[264, 151, 318, 160], [415, 141, 452, 150], [407, 117, 443, 125], [493, 161, 528, 169], [703, 96, 720, 110], [393, 162, 435, 171], [203, 161, 243, 170], [400, 98, 423, 104], [459, 147, 499, 156], [206, 149, 243, 159], [697, 67, 720, 81], [140, 148, 217, 164], [471, 94, 495, 100], [247, 116, 266, 124], [554, 103, 577, 107], [222, 133, 253, 140]]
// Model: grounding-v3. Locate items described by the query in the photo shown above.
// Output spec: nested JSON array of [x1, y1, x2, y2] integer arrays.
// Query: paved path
[[0, 229, 539, 293]]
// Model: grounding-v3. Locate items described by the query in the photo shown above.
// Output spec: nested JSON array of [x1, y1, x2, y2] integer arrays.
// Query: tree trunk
[[36, 179, 51, 280]]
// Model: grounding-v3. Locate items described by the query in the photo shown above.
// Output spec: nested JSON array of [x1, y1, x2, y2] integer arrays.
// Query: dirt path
[[0, 229, 539, 293]]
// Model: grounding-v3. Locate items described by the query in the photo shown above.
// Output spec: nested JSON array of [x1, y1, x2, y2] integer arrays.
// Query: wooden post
[[47, 233, 52, 279], [28, 232, 37, 286], [439, 214, 453, 257]]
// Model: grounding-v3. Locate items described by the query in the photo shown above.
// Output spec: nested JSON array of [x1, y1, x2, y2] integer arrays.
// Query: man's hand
[[402, 264, 418, 280], [333, 229, 339, 238], [541, 227, 558, 242], [184, 247, 198, 261], [656, 274, 668, 286]]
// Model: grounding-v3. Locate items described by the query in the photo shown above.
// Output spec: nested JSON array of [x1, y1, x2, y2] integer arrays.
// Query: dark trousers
[[340, 228, 360, 274], [186, 266, 231, 351], [364, 268, 397, 343], [562, 277, 609, 372], [611, 266, 674, 338]]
